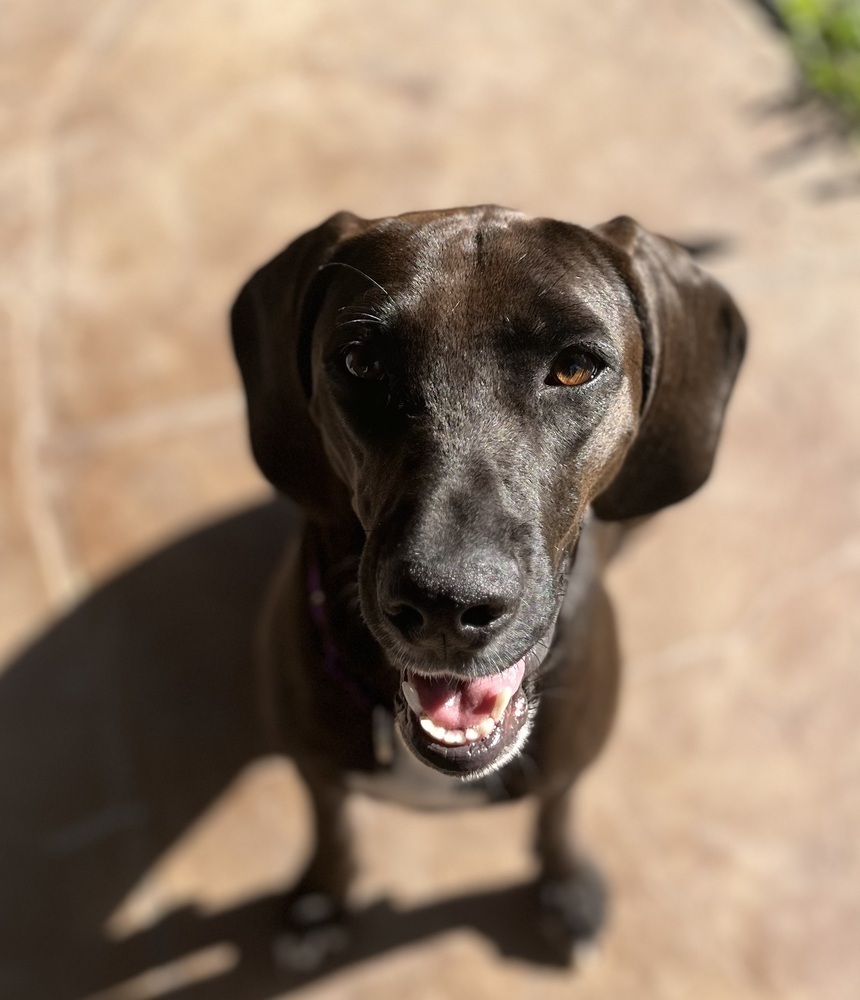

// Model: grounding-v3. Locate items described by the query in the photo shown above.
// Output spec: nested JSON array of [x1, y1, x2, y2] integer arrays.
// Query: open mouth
[[394, 643, 549, 779]]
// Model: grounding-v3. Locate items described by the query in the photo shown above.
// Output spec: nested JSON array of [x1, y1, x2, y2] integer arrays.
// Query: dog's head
[[232, 206, 746, 778]]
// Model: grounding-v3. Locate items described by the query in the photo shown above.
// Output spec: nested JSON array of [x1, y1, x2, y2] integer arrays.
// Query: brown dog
[[230, 206, 746, 964]]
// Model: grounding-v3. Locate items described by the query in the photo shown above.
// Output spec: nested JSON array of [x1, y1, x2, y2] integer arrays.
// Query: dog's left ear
[[590, 216, 747, 521]]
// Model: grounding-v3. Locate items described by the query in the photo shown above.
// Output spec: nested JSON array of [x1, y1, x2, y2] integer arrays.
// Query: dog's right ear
[[230, 211, 367, 518]]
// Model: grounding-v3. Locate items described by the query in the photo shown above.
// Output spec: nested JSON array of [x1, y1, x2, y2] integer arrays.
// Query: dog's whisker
[[536, 265, 570, 301], [335, 315, 383, 330], [318, 261, 394, 301], [337, 309, 383, 323]]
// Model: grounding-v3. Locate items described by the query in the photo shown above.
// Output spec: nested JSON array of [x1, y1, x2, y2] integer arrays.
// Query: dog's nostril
[[459, 603, 505, 630], [386, 603, 424, 636]]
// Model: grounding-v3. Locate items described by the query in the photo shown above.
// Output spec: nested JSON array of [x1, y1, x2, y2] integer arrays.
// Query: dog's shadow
[[0, 499, 568, 1000]]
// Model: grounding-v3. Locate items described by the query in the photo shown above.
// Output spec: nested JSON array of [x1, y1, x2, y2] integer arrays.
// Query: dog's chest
[[345, 709, 492, 809]]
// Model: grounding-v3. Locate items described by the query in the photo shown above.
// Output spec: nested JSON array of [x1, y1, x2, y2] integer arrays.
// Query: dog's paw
[[273, 892, 349, 973], [537, 862, 607, 965]]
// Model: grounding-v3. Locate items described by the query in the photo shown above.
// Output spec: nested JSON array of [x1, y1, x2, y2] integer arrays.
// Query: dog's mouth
[[394, 642, 549, 780]]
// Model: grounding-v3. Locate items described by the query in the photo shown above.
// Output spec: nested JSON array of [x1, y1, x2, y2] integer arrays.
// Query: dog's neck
[[302, 517, 399, 711], [305, 541, 386, 709]]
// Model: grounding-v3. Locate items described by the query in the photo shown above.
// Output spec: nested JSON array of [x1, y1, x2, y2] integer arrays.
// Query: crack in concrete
[[10, 0, 143, 604]]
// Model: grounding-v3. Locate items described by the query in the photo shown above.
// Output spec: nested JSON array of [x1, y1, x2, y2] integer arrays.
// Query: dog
[[230, 205, 746, 964]]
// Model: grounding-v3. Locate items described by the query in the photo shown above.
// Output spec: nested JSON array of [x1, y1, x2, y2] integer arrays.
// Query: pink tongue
[[409, 660, 525, 731]]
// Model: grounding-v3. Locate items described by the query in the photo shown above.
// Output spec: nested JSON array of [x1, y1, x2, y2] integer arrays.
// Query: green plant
[[776, 0, 860, 133]]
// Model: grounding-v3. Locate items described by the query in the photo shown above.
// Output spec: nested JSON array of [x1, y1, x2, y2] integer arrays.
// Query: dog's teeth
[[418, 715, 493, 746], [402, 681, 423, 716], [420, 717, 447, 741], [475, 717, 496, 738], [419, 718, 466, 745], [491, 687, 513, 722]]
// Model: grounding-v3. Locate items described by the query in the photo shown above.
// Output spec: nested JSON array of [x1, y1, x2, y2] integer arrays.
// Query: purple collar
[[306, 551, 386, 712], [307, 551, 395, 767]]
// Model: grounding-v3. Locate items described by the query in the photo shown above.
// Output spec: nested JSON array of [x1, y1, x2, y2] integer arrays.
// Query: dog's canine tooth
[[401, 680, 423, 716], [475, 717, 496, 738], [491, 687, 513, 722]]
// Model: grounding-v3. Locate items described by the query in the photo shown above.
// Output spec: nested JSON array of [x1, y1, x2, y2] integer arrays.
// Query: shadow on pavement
[[0, 499, 567, 1000]]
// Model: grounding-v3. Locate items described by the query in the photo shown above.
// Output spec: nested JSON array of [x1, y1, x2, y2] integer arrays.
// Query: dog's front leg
[[275, 764, 353, 971], [530, 568, 620, 960], [534, 785, 607, 961]]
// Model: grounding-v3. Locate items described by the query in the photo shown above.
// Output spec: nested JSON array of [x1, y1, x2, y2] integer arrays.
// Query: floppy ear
[[590, 216, 747, 521], [230, 211, 367, 518]]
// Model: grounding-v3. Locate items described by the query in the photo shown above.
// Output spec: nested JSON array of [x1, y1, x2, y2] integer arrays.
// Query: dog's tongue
[[408, 660, 525, 731]]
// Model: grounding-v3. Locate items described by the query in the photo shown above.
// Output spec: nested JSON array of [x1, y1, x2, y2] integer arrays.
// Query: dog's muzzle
[[393, 636, 552, 779]]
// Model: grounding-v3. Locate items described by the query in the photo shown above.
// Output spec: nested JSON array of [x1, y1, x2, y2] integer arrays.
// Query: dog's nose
[[379, 555, 522, 652]]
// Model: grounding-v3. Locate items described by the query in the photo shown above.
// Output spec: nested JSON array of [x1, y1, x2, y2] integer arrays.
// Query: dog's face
[[232, 206, 746, 780], [306, 214, 643, 776]]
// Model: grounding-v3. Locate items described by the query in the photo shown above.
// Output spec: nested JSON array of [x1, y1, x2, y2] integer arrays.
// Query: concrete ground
[[2, 1, 859, 998]]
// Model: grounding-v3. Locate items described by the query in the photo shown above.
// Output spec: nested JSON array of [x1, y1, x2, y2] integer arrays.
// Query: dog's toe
[[273, 924, 349, 973], [273, 892, 349, 973], [537, 862, 607, 964]]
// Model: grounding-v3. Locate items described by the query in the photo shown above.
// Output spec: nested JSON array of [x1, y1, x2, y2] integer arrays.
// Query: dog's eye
[[343, 342, 386, 381], [546, 348, 603, 388]]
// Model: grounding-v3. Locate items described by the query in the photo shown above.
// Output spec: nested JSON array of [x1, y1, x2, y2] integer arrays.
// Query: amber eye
[[343, 342, 385, 381], [546, 348, 603, 387]]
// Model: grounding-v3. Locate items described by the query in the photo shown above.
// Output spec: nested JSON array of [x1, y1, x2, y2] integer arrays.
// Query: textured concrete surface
[[2, 1, 859, 998]]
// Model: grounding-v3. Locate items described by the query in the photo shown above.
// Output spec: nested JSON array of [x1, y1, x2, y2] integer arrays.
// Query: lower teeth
[[403, 679, 515, 748], [418, 714, 498, 746]]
